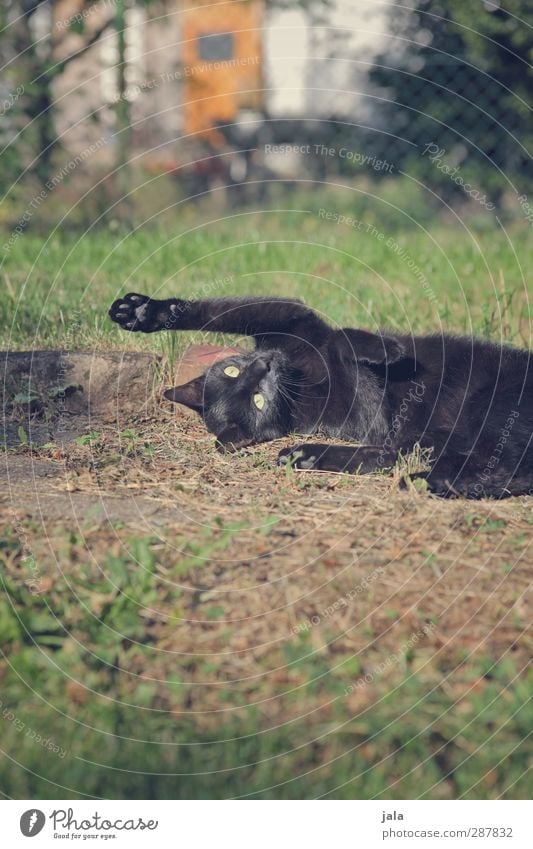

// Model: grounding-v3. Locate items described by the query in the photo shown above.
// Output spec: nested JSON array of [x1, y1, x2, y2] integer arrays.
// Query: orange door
[[181, 0, 263, 141]]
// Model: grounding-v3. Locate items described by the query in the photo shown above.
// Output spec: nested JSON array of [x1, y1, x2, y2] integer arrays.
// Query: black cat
[[109, 292, 532, 499]]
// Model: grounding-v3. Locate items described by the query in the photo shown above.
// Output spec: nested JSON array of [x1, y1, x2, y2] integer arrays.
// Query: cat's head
[[164, 349, 292, 450]]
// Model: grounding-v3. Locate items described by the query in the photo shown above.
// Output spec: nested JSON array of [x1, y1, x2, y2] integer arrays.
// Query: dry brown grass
[[2, 407, 531, 727]]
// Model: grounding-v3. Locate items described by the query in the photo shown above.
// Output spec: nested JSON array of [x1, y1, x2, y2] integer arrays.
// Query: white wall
[[264, 0, 390, 118]]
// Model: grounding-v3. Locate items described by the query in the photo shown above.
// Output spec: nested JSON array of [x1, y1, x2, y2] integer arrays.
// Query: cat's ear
[[215, 424, 253, 453], [164, 376, 205, 413], [341, 329, 405, 365]]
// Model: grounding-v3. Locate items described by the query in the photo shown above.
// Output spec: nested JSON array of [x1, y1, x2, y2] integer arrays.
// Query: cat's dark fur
[[109, 292, 533, 498]]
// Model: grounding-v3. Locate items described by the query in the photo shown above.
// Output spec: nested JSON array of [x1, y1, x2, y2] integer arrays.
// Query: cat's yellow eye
[[224, 365, 240, 378], [253, 393, 265, 410]]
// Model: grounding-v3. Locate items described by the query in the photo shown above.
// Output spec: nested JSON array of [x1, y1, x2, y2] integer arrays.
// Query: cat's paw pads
[[108, 293, 154, 332], [278, 445, 319, 470], [400, 471, 459, 498], [399, 472, 431, 494]]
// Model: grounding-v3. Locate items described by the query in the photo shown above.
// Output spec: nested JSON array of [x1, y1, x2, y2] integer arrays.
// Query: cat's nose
[[251, 357, 271, 377]]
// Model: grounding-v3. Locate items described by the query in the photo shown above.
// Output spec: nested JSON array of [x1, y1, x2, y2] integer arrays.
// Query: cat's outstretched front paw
[[109, 293, 164, 333]]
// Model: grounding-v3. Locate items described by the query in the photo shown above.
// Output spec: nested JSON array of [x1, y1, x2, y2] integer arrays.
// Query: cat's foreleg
[[277, 444, 398, 473], [108, 293, 327, 338]]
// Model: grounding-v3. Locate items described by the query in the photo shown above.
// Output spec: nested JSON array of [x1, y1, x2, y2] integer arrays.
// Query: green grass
[[1, 528, 530, 799], [1, 190, 531, 354], [1, 190, 532, 799]]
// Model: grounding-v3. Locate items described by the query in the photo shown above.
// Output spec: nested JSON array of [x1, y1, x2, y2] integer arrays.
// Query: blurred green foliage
[[369, 0, 533, 204]]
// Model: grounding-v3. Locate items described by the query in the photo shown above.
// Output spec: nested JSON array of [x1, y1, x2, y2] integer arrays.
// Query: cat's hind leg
[[403, 453, 533, 499]]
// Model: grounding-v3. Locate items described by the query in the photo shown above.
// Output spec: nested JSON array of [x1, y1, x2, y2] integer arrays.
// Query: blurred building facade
[[51, 0, 389, 169]]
